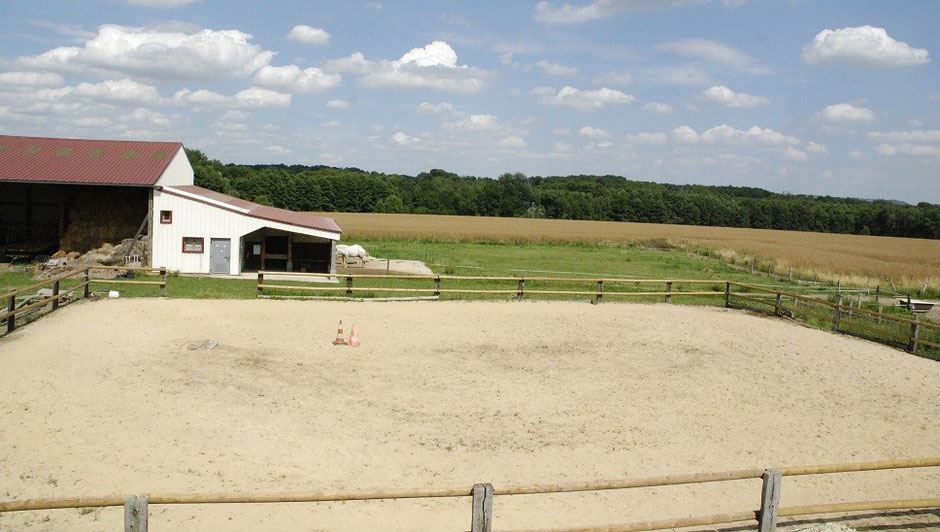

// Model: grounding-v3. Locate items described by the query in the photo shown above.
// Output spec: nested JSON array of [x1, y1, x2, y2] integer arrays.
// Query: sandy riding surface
[[1, 299, 938, 531]]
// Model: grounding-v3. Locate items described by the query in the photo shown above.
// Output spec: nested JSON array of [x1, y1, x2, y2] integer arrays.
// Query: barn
[[0, 134, 341, 275]]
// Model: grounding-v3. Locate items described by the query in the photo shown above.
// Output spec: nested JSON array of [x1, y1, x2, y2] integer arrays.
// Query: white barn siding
[[153, 148, 195, 187], [151, 188, 339, 275]]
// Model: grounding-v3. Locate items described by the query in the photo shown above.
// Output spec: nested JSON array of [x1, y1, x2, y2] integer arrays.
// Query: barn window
[[182, 237, 204, 253], [160, 210, 173, 224]]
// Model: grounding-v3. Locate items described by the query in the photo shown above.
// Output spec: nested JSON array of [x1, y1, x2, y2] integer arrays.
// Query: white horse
[[335, 244, 368, 266]]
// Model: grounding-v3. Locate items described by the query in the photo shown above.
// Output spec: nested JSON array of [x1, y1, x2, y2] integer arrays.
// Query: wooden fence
[[727, 281, 940, 356], [0, 457, 936, 532], [1, 266, 166, 335], [257, 271, 725, 303]]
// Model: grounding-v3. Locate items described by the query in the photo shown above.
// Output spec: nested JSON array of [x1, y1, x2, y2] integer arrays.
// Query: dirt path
[[0, 299, 938, 531]]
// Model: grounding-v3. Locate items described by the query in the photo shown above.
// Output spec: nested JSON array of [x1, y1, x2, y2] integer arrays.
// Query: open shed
[[0, 134, 342, 275]]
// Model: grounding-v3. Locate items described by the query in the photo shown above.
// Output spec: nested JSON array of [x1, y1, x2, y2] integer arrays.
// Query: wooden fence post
[[434, 276, 441, 297], [907, 294, 912, 312], [124, 496, 148, 532], [470, 483, 493, 532], [257, 272, 264, 296], [832, 295, 842, 331], [5, 289, 15, 334], [159, 267, 167, 296], [774, 292, 782, 316], [51, 280, 60, 311], [788, 268, 792, 281], [758, 470, 782, 532], [909, 319, 920, 354], [725, 282, 731, 308], [84, 268, 91, 299], [346, 276, 353, 297], [517, 279, 525, 300], [665, 281, 672, 304]]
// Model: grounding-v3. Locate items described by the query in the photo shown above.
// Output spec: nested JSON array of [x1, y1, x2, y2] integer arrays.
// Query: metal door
[[210, 238, 231, 274]]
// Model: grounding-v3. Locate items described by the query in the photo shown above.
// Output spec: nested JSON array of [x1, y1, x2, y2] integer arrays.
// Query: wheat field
[[323, 213, 940, 287]]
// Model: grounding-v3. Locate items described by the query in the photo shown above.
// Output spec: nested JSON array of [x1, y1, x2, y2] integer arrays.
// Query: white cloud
[[536, 59, 579, 76], [803, 25, 929, 68], [551, 127, 571, 136], [327, 99, 351, 109], [325, 42, 491, 93], [16, 24, 274, 81], [265, 144, 292, 155], [876, 143, 940, 157], [868, 130, 940, 143], [539, 85, 634, 110], [252, 65, 340, 93], [579, 126, 609, 137], [233, 87, 291, 108], [700, 124, 800, 146], [0, 71, 64, 88], [817, 103, 876, 123], [172, 86, 291, 109], [870, 130, 940, 159], [804, 141, 827, 154], [672, 125, 699, 144], [123, 107, 169, 127], [782, 146, 808, 161], [642, 102, 674, 114], [323, 120, 341, 128], [626, 132, 667, 145], [399, 41, 458, 67], [391, 131, 420, 144], [535, 0, 707, 24], [286, 25, 330, 46], [323, 52, 376, 74], [219, 110, 248, 122], [591, 71, 632, 86], [417, 101, 455, 115], [849, 150, 864, 159], [499, 136, 527, 149], [657, 39, 764, 72], [443, 114, 503, 132], [72, 78, 161, 104], [702, 85, 769, 108]]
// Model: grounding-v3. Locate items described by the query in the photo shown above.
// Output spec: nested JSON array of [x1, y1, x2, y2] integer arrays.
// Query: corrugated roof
[[167, 185, 343, 234], [0, 135, 182, 186]]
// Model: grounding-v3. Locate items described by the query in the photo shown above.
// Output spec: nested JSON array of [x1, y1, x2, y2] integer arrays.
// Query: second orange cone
[[332, 320, 346, 345], [348, 325, 360, 347]]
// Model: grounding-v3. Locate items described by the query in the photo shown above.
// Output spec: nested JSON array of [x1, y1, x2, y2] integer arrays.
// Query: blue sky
[[1, 1, 938, 203]]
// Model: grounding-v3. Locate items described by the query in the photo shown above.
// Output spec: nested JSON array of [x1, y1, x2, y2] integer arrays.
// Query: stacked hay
[[59, 188, 147, 252]]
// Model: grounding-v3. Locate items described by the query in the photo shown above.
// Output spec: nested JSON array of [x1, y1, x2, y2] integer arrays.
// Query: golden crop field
[[324, 212, 940, 287]]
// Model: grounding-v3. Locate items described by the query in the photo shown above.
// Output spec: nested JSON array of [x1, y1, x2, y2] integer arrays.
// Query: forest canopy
[[186, 149, 940, 239]]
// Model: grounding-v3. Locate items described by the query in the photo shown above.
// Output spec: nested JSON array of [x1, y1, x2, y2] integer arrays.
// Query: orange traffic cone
[[349, 325, 360, 348], [332, 320, 347, 345]]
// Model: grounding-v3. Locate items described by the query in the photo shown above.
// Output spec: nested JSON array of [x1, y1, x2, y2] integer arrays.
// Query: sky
[[1, 1, 938, 203]]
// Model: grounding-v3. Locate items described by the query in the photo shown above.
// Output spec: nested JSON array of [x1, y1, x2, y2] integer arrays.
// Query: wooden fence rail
[[1, 266, 168, 335], [727, 282, 939, 355], [257, 271, 725, 304], [1, 457, 936, 532]]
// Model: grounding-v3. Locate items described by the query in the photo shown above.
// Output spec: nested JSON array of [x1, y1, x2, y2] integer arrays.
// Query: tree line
[[186, 149, 940, 239]]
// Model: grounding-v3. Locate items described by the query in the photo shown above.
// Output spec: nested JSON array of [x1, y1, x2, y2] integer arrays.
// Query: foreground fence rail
[[1, 457, 937, 532]]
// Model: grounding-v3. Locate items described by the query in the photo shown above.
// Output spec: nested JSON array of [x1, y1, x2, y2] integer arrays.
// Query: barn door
[[210, 238, 231, 274]]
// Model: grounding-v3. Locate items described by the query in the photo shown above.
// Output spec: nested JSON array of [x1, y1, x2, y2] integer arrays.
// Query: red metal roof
[[0, 135, 182, 186], [168, 185, 343, 234]]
